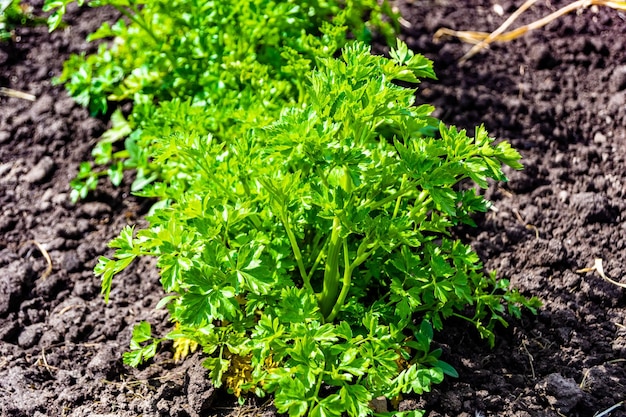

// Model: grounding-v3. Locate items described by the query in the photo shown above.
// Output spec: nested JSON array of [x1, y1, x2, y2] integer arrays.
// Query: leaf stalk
[[319, 217, 343, 319]]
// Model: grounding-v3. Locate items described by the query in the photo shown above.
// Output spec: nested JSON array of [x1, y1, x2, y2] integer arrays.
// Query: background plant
[[1, 0, 45, 40], [44, 0, 397, 202]]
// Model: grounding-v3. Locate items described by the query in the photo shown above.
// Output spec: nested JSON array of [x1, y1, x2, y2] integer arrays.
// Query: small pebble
[[536, 373, 583, 414], [609, 65, 626, 92], [17, 323, 44, 348], [593, 132, 607, 144], [528, 44, 557, 70], [28, 94, 54, 119], [54, 96, 76, 117], [0, 131, 10, 144], [52, 192, 69, 205], [0, 262, 33, 315], [78, 201, 111, 218], [24, 156, 55, 184], [0, 162, 12, 178], [607, 91, 626, 112]]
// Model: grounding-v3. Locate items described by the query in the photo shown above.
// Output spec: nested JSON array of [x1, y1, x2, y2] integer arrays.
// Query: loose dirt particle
[[23, 155, 55, 184], [536, 373, 584, 414]]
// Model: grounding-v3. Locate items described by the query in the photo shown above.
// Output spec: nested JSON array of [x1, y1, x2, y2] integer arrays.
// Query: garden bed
[[0, 0, 625, 416]]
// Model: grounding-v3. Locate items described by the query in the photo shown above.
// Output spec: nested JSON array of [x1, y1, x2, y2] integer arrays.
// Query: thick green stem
[[319, 217, 342, 318], [392, 175, 407, 219], [306, 238, 328, 283], [280, 209, 313, 293], [325, 239, 352, 323], [325, 239, 380, 323]]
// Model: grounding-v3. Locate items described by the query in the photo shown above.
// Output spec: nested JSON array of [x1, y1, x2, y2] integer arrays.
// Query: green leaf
[[311, 398, 344, 417], [274, 377, 310, 417], [276, 287, 321, 323], [107, 162, 124, 186], [123, 321, 159, 366], [94, 256, 115, 303], [122, 349, 143, 367], [340, 384, 372, 417], [436, 360, 459, 378], [429, 187, 457, 217], [100, 109, 132, 143], [202, 356, 229, 388], [495, 139, 524, 170], [130, 321, 152, 345], [389, 40, 436, 82], [92, 141, 112, 165]]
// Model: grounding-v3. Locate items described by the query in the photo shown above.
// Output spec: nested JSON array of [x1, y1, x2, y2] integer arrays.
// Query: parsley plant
[[95, 41, 539, 416], [45, 1, 540, 415]]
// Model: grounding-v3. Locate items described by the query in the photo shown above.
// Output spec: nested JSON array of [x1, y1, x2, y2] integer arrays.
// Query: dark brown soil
[[1, 1, 625, 416]]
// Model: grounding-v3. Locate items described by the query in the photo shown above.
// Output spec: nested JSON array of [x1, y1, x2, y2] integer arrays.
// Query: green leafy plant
[[43, 0, 397, 202], [95, 41, 540, 416], [45, 0, 539, 414], [1, 0, 45, 40]]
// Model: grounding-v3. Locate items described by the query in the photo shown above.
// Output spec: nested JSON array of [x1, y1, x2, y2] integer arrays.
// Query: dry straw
[[434, 0, 626, 63], [577, 258, 626, 289], [0, 86, 36, 101]]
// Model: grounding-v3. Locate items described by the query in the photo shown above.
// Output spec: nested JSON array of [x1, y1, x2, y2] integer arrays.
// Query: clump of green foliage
[[46, 0, 540, 416], [1, 0, 44, 40], [44, 0, 398, 202], [95, 42, 539, 417], [96, 43, 534, 416]]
